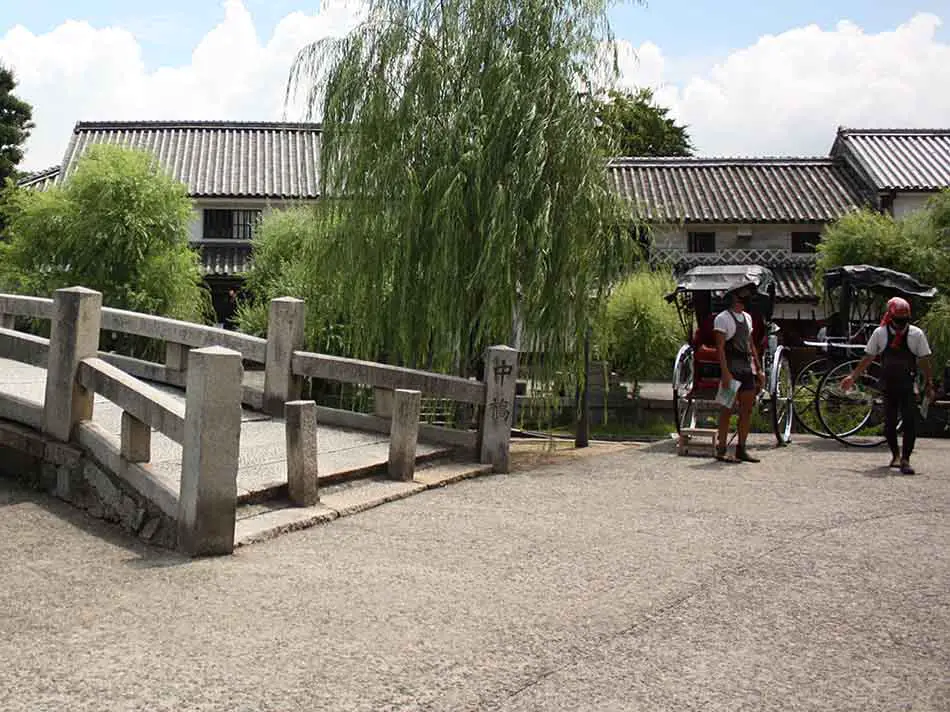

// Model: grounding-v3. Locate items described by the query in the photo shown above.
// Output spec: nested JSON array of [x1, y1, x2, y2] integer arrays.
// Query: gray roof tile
[[832, 128, 950, 191], [609, 157, 869, 223], [16, 165, 61, 191], [60, 121, 322, 199]]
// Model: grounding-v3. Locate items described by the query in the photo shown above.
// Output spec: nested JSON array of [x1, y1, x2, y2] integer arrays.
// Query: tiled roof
[[831, 128, 950, 191], [772, 266, 817, 302], [16, 165, 61, 191], [60, 121, 322, 199], [198, 242, 253, 276], [608, 157, 869, 223]]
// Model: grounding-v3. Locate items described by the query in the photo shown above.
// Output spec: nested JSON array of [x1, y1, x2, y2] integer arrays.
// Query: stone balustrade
[[0, 286, 520, 551]]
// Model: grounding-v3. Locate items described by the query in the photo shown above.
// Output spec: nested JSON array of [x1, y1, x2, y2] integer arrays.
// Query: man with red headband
[[841, 297, 935, 474]]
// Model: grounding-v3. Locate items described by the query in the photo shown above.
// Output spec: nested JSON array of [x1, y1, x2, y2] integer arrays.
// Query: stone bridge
[[0, 288, 519, 556]]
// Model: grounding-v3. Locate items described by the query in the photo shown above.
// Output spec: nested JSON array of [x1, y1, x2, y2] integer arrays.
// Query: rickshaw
[[668, 265, 794, 446], [798, 264, 938, 447]]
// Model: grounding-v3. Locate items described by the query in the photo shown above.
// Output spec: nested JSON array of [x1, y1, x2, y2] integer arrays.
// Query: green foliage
[[0, 66, 33, 186], [0, 145, 210, 326], [920, 296, 950, 374], [235, 203, 349, 354], [598, 266, 680, 389], [593, 88, 693, 157], [817, 189, 950, 370], [284, 0, 640, 376]]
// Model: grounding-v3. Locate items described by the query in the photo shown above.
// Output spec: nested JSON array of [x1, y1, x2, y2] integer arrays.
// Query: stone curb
[[234, 462, 494, 547]]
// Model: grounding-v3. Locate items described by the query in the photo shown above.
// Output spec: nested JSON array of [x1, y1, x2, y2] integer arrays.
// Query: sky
[[2, 0, 950, 172]]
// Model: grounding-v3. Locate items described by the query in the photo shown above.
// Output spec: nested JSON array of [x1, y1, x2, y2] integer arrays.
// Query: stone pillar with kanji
[[479, 345, 519, 473]]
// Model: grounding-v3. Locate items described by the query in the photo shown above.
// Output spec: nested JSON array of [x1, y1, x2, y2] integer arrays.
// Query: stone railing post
[[373, 387, 394, 419], [178, 346, 244, 557], [165, 342, 190, 384], [121, 411, 151, 463], [479, 345, 519, 474], [388, 389, 421, 481], [263, 297, 305, 417], [43, 287, 103, 442], [285, 400, 319, 506]]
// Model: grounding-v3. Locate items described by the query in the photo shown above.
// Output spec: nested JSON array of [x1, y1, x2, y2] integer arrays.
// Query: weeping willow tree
[[284, 0, 640, 377]]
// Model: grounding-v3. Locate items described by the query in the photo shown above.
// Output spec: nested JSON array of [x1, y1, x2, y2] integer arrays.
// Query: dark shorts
[[733, 371, 756, 392]]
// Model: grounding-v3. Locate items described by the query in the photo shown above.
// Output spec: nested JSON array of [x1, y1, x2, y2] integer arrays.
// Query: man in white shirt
[[841, 297, 935, 474], [713, 286, 765, 463]]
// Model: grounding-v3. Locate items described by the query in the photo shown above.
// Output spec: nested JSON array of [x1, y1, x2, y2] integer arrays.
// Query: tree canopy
[[0, 145, 210, 325], [596, 265, 680, 392], [0, 65, 34, 185], [593, 87, 693, 157], [276, 0, 640, 376], [817, 190, 950, 370]]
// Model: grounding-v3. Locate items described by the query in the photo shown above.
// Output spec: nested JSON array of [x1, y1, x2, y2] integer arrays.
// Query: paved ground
[[1, 434, 947, 711], [0, 358, 446, 497]]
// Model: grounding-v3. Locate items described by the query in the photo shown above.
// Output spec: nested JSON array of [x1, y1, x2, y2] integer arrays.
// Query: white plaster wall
[[649, 223, 826, 252], [892, 193, 934, 219], [187, 198, 313, 241]]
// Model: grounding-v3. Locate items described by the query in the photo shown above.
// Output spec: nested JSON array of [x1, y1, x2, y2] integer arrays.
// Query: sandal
[[889, 455, 901, 468], [715, 447, 739, 463], [899, 461, 916, 475], [735, 447, 760, 464]]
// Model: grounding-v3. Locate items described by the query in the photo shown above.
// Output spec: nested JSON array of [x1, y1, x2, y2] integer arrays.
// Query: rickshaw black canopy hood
[[666, 265, 776, 302], [822, 265, 938, 300]]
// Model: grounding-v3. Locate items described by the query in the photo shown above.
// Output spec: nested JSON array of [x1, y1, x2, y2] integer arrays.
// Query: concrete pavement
[[1, 435, 948, 711]]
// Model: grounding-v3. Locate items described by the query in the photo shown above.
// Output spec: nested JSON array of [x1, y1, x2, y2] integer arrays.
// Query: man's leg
[[883, 389, 901, 466], [735, 388, 759, 462], [900, 386, 917, 472], [716, 406, 733, 460]]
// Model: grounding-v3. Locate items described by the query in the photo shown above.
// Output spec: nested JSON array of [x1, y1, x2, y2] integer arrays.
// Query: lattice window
[[687, 231, 716, 253], [791, 231, 820, 254], [203, 209, 262, 240]]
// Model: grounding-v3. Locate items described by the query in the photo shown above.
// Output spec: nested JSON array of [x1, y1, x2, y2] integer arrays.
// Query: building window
[[687, 231, 716, 253], [203, 209, 262, 240], [791, 231, 820, 253]]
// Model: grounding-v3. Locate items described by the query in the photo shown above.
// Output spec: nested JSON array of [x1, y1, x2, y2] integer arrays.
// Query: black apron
[[880, 326, 916, 395], [724, 312, 753, 376]]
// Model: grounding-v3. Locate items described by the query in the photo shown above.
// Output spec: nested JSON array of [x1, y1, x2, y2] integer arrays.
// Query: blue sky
[[3, 1, 950, 169], [4, 0, 948, 69]]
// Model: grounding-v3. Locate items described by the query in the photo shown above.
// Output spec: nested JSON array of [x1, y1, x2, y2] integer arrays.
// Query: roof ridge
[[837, 127, 950, 136], [608, 156, 835, 165], [73, 120, 323, 132]]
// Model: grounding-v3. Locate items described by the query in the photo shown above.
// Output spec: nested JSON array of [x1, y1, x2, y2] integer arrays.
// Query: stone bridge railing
[[0, 288, 518, 556]]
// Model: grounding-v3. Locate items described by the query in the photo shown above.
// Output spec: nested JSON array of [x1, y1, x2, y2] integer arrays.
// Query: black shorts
[[733, 371, 756, 392]]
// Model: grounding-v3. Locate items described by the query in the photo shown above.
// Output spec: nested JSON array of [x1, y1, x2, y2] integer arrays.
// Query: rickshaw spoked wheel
[[769, 347, 794, 445], [815, 359, 889, 447], [672, 344, 695, 434], [792, 356, 834, 438]]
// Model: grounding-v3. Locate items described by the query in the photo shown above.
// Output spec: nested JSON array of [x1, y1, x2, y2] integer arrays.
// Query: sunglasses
[[892, 316, 910, 327]]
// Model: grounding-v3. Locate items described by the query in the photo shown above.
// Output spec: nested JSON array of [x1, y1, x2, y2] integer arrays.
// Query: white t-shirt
[[713, 310, 754, 342], [864, 325, 931, 358]]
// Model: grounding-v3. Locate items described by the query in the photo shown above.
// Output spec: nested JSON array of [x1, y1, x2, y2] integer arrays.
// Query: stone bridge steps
[[234, 459, 495, 546]]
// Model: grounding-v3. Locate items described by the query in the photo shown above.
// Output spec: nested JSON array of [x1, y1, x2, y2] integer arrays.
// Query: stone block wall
[[0, 419, 177, 549]]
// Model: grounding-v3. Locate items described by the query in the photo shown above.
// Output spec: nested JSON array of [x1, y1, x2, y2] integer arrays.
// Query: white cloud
[[0, 0, 363, 171], [3, 5, 950, 170], [614, 12, 950, 156]]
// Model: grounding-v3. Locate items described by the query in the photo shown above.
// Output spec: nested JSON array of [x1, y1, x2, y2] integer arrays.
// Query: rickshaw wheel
[[792, 357, 833, 438], [769, 348, 794, 445], [672, 344, 695, 434], [815, 359, 888, 447]]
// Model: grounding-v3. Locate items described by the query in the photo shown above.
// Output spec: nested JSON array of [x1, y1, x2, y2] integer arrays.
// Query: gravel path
[[1, 434, 947, 711]]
